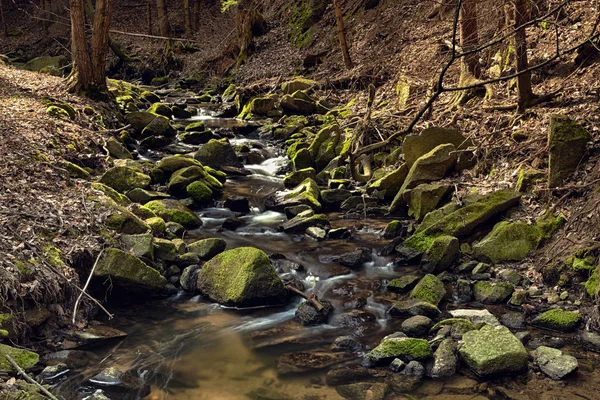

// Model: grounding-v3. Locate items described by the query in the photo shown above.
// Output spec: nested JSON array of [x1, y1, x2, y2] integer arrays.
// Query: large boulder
[[283, 168, 316, 188], [458, 325, 527, 376], [196, 247, 288, 307], [282, 78, 318, 94], [548, 115, 590, 187], [399, 144, 457, 192], [93, 248, 168, 293], [151, 155, 203, 183], [404, 190, 521, 252], [144, 199, 202, 228], [420, 235, 459, 273], [410, 274, 446, 306], [402, 127, 474, 168], [406, 183, 452, 220], [267, 178, 321, 211], [126, 112, 156, 133], [194, 139, 244, 170], [187, 238, 226, 260], [99, 166, 151, 194], [239, 96, 281, 119], [280, 91, 316, 115], [308, 125, 342, 172], [24, 55, 67, 75], [368, 164, 409, 200], [167, 165, 222, 196], [141, 115, 176, 138]]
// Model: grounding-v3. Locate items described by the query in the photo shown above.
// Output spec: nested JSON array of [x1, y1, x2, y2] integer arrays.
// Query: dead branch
[[72, 249, 104, 325], [5, 355, 59, 400], [286, 285, 324, 312]]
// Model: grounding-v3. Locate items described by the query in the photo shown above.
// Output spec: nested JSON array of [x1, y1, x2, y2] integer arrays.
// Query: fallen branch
[[5, 355, 59, 400], [72, 249, 104, 325], [285, 285, 324, 312]]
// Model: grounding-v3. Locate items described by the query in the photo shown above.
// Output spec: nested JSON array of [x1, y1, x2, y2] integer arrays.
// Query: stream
[[55, 105, 600, 400]]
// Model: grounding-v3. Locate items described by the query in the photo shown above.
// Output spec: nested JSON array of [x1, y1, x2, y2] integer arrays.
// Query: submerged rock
[[196, 247, 288, 307], [277, 351, 351, 375], [533, 346, 578, 380], [458, 325, 527, 376]]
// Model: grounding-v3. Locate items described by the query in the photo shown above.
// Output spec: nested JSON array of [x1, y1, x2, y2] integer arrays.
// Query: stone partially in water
[[281, 212, 329, 234], [277, 351, 351, 375], [458, 325, 527, 376], [532, 309, 581, 332], [401, 315, 432, 337], [533, 346, 578, 380], [194, 138, 244, 170], [187, 238, 226, 260], [295, 300, 333, 325], [410, 274, 446, 306], [196, 247, 288, 307], [363, 337, 432, 366], [0, 344, 39, 373]]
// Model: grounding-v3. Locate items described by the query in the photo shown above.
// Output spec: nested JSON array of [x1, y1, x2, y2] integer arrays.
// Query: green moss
[[410, 274, 445, 305], [99, 166, 151, 193], [63, 161, 91, 180], [141, 91, 160, 103], [287, 0, 326, 48], [533, 309, 582, 332], [585, 270, 599, 298], [473, 281, 514, 304], [145, 199, 202, 228], [185, 121, 206, 132], [45, 105, 70, 119], [91, 182, 131, 206], [13, 260, 32, 276], [146, 217, 166, 233], [187, 181, 213, 204], [364, 337, 432, 365], [431, 318, 476, 335], [96, 248, 167, 289], [0, 344, 39, 373], [151, 76, 168, 86], [42, 245, 65, 268]]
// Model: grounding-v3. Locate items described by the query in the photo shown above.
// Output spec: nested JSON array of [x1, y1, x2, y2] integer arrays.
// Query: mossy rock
[[291, 147, 313, 171], [141, 115, 176, 139], [153, 238, 179, 262], [105, 202, 151, 234], [421, 235, 459, 273], [548, 115, 591, 187], [281, 212, 329, 234], [404, 190, 522, 252], [184, 121, 206, 132], [222, 84, 237, 102], [364, 337, 432, 366], [403, 127, 474, 168], [120, 233, 154, 260], [179, 130, 217, 145], [473, 281, 514, 304], [516, 168, 545, 192], [106, 138, 133, 160], [271, 178, 321, 211], [431, 318, 477, 337], [410, 274, 446, 305], [126, 188, 170, 204], [141, 91, 160, 103], [145, 199, 202, 228], [152, 155, 203, 183], [0, 344, 39, 373], [388, 275, 420, 292], [24, 55, 67, 73], [167, 166, 210, 196], [187, 238, 227, 260], [194, 139, 244, 170], [280, 92, 316, 115], [458, 325, 527, 376], [129, 204, 157, 220], [147, 103, 172, 118], [46, 105, 71, 119], [151, 77, 168, 86], [283, 168, 316, 188], [406, 183, 453, 220], [308, 124, 341, 172], [186, 181, 213, 205], [94, 248, 167, 292], [125, 111, 156, 133], [196, 247, 288, 307], [172, 105, 192, 119], [532, 309, 581, 332], [146, 216, 166, 233], [63, 161, 91, 180], [238, 96, 280, 119], [99, 166, 151, 194], [367, 164, 409, 200], [282, 78, 318, 94]]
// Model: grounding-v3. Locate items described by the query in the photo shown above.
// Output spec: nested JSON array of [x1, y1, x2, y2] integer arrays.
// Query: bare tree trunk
[[459, 0, 480, 82], [193, 0, 200, 32], [40, 0, 50, 34], [334, 0, 353, 69], [147, 0, 152, 35], [0, 0, 7, 37], [235, 0, 253, 65], [68, 0, 112, 96], [514, 0, 534, 111], [156, 0, 171, 37], [184, 0, 192, 35]]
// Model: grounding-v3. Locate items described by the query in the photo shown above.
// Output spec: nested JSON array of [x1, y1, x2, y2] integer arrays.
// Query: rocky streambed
[[10, 78, 600, 400]]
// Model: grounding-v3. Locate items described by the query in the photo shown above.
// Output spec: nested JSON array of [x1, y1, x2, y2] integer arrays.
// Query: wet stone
[[277, 351, 352, 375], [224, 195, 250, 213], [327, 227, 352, 240], [402, 360, 425, 378], [38, 363, 69, 383], [388, 275, 420, 292], [527, 335, 565, 350], [389, 299, 441, 319], [295, 300, 333, 325], [332, 336, 362, 352], [222, 216, 244, 231], [390, 358, 406, 372], [401, 315, 433, 337], [394, 245, 423, 265], [534, 346, 578, 380], [500, 312, 526, 330], [454, 279, 473, 303]]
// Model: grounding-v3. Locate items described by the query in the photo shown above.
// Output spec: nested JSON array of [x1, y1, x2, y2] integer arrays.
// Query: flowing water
[[55, 108, 600, 400]]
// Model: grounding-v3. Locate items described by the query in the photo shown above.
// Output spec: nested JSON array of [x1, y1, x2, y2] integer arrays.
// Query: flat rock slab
[[66, 325, 127, 348], [277, 351, 352, 375], [534, 346, 578, 380], [449, 309, 500, 326]]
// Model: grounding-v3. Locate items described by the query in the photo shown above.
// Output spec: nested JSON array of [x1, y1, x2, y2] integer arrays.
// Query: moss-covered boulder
[[141, 90, 160, 103], [404, 190, 522, 252], [363, 337, 432, 366], [398, 143, 457, 193], [308, 125, 341, 172], [403, 127, 474, 168], [152, 155, 203, 183], [472, 213, 564, 263], [120, 233, 154, 260], [459, 325, 527, 377], [269, 178, 321, 211], [153, 238, 180, 262], [283, 168, 316, 188], [473, 281, 514, 304], [405, 183, 452, 220], [548, 115, 591, 187], [367, 164, 408, 200], [280, 91, 316, 115], [389, 299, 441, 319], [282, 78, 318, 94], [147, 102, 173, 118], [146, 216, 166, 233], [187, 238, 227, 260], [281, 211, 329, 234], [239, 96, 280, 119], [99, 166, 151, 194], [126, 188, 170, 204], [105, 203, 151, 234], [92, 182, 132, 206], [410, 274, 446, 305], [291, 147, 313, 171], [196, 247, 288, 307], [194, 139, 243, 170], [0, 344, 39, 373], [167, 165, 221, 197], [145, 199, 202, 228], [179, 130, 217, 145], [421, 235, 459, 273], [24, 55, 67, 74], [532, 309, 581, 332], [94, 248, 167, 293], [106, 138, 133, 160], [126, 111, 157, 133], [141, 115, 176, 139], [516, 168, 545, 192], [186, 181, 213, 205]]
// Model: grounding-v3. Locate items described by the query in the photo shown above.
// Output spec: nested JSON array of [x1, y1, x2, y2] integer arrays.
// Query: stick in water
[[5, 355, 59, 400]]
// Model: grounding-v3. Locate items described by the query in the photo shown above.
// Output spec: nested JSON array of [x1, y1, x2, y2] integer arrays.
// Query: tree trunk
[[459, 0, 480, 82], [235, 0, 253, 65], [514, 0, 534, 111], [0, 0, 7, 37], [184, 0, 192, 35], [68, 0, 112, 96], [40, 0, 50, 35], [147, 0, 152, 35], [334, 0, 353, 69], [156, 0, 171, 37], [193, 0, 200, 32]]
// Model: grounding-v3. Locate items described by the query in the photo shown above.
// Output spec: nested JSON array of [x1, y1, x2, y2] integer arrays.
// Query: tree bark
[[147, 0, 152, 35], [156, 0, 171, 37], [193, 0, 200, 32], [0, 0, 7, 37], [235, 0, 253, 65], [459, 0, 480, 81], [514, 0, 534, 111], [334, 0, 353, 69], [184, 0, 192, 35]]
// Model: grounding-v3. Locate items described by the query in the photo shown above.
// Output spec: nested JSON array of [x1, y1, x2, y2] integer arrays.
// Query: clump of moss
[[364, 337, 432, 366], [533, 309, 582, 332], [410, 274, 445, 305], [186, 181, 213, 205], [42, 245, 65, 268], [146, 217, 166, 233], [145, 199, 202, 229]]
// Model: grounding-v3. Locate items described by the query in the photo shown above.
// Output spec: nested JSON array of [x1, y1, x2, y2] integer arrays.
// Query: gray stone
[[402, 360, 425, 378], [306, 226, 327, 240], [401, 315, 432, 337], [548, 115, 590, 187], [389, 358, 406, 372], [454, 279, 473, 303], [403, 127, 474, 168], [448, 309, 500, 326], [430, 338, 457, 379], [534, 346, 578, 380], [473, 281, 514, 304], [389, 299, 441, 319], [421, 235, 459, 273], [296, 300, 333, 325]]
